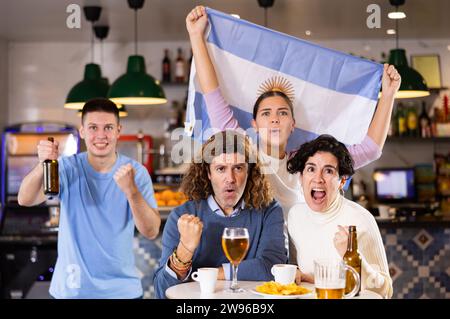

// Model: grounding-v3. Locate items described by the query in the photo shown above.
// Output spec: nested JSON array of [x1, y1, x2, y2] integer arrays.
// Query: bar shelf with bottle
[[161, 47, 191, 86], [387, 136, 450, 143]]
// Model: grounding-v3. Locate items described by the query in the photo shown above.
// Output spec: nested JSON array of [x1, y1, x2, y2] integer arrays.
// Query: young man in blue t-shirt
[[18, 98, 160, 299], [153, 131, 287, 298]]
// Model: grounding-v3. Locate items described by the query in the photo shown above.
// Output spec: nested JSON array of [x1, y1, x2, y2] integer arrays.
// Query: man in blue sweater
[[154, 130, 287, 298]]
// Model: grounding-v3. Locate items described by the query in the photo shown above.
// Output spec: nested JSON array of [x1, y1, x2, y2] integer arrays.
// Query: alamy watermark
[[366, 4, 381, 29], [66, 4, 81, 29], [66, 264, 81, 289], [168, 123, 284, 173]]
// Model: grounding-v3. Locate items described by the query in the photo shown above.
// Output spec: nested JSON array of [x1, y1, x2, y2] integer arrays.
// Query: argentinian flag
[[185, 8, 383, 150]]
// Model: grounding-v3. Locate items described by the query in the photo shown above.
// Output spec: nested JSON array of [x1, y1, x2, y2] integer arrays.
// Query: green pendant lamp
[[65, 6, 110, 109], [65, 63, 110, 109], [108, 0, 166, 105], [387, 0, 429, 99], [388, 49, 429, 98]]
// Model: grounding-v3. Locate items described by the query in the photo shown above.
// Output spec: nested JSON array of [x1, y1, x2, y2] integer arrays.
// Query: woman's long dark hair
[[252, 90, 294, 119]]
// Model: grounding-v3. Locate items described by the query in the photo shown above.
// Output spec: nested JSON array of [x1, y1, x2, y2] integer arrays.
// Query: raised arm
[[18, 139, 59, 206], [186, 5, 218, 94], [113, 164, 161, 240], [153, 210, 203, 299], [347, 64, 400, 169], [367, 64, 401, 149], [186, 6, 240, 131]]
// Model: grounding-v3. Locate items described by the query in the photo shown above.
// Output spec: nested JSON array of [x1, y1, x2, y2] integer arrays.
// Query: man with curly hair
[[153, 130, 287, 298]]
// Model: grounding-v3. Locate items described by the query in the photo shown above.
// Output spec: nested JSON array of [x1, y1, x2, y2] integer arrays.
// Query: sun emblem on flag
[[257, 75, 295, 103]]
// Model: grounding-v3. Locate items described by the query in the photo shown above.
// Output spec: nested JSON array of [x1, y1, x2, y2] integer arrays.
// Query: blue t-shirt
[[49, 152, 157, 299]]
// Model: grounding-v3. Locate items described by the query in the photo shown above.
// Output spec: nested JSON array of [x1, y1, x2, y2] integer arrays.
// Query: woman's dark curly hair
[[181, 130, 273, 209], [287, 134, 355, 178]]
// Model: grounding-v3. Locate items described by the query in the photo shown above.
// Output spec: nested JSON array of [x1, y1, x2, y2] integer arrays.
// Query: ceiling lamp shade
[[388, 49, 430, 99], [107, 0, 166, 106], [64, 63, 110, 109], [388, 11, 406, 19], [108, 55, 166, 105], [65, 6, 110, 110], [385, 0, 429, 99], [388, 0, 406, 19]]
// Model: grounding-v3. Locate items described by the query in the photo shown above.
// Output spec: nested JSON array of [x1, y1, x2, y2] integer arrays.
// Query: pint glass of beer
[[222, 227, 249, 293], [314, 258, 360, 299]]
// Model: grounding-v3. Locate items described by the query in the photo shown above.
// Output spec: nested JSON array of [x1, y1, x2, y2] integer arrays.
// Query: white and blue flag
[[185, 8, 383, 150]]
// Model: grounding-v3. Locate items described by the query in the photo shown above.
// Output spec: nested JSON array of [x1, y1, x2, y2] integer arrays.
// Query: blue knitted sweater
[[153, 199, 287, 298]]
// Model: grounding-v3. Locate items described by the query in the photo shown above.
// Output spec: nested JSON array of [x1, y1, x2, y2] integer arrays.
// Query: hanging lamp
[[108, 0, 166, 105], [257, 0, 275, 27], [93, 24, 124, 114], [64, 6, 109, 109], [387, 0, 429, 99]]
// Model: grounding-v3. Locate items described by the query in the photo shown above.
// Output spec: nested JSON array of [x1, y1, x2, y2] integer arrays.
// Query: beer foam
[[222, 235, 249, 239], [315, 280, 345, 290]]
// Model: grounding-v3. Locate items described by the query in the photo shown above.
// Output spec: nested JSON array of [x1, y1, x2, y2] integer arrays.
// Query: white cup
[[378, 205, 390, 218], [191, 268, 218, 294], [271, 264, 297, 285]]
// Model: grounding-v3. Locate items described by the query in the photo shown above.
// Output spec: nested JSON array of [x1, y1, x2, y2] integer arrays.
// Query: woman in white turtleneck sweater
[[286, 135, 393, 299]]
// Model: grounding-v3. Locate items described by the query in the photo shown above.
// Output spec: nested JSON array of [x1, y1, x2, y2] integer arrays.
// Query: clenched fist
[[333, 225, 349, 258], [37, 139, 59, 163], [186, 5, 208, 37], [381, 63, 401, 98], [113, 163, 138, 197], [177, 214, 203, 253]]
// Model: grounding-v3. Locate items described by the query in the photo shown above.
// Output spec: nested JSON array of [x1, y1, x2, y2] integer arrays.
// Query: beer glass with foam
[[314, 258, 360, 299]]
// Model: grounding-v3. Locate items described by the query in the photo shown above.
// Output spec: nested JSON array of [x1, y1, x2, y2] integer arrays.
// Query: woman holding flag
[[186, 6, 400, 218]]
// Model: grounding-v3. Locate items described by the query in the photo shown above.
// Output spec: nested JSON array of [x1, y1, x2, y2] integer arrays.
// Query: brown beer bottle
[[343, 225, 362, 296], [43, 137, 59, 197]]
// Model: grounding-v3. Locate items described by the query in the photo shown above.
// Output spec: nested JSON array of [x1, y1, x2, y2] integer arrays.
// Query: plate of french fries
[[252, 281, 314, 299]]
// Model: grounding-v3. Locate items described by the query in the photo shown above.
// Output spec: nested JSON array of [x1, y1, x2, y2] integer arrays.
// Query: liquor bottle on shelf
[[419, 102, 432, 138], [175, 47, 186, 83], [43, 137, 59, 197], [397, 104, 407, 137], [407, 106, 419, 137], [343, 226, 362, 296], [162, 49, 171, 83]]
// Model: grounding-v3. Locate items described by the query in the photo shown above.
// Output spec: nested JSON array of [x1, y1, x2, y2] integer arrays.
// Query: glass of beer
[[314, 258, 360, 299], [221, 227, 250, 293]]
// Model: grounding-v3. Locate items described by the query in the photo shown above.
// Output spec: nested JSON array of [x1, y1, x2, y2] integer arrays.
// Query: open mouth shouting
[[311, 187, 326, 205]]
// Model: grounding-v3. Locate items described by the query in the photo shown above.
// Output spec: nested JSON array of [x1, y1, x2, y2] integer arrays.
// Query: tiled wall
[[381, 225, 450, 299]]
